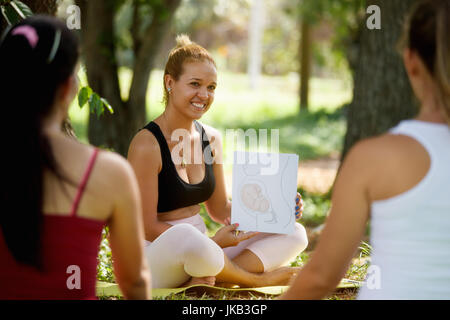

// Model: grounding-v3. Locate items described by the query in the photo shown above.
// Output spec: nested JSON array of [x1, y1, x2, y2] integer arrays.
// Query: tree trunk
[[248, 0, 263, 90], [342, 0, 419, 160], [76, 0, 126, 152], [299, 20, 311, 111], [127, 0, 182, 141], [76, 0, 181, 156]]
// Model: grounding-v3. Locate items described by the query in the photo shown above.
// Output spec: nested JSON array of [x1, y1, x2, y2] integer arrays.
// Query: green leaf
[[78, 86, 92, 108], [12, 1, 33, 18], [1, 3, 21, 25], [100, 97, 114, 114], [0, 1, 32, 25], [79, 86, 113, 119], [89, 93, 104, 118]]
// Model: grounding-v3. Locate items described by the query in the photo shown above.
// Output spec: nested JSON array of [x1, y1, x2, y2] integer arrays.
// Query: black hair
[[0, 15, 79, 269]]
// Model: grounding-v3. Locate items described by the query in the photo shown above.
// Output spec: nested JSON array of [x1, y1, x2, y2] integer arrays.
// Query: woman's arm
[[106, 153, 151, 300], [127, 131, 173, 241], [281, 141, 373, 299]]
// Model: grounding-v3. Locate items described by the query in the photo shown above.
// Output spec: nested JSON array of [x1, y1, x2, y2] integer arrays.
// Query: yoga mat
[[96, 279, 362, 299]]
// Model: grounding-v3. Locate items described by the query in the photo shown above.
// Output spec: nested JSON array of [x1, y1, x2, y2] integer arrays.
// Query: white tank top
[[358, 120, 450, 300]]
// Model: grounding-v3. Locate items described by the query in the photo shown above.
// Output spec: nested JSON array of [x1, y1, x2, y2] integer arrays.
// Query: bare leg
[[232, 249, 264, 273], [215, 254, 299, 287]]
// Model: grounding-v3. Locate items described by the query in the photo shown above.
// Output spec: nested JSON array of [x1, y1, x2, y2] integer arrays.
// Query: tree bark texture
[[342, 0, 419, 160], [75, 0, 181, 156]]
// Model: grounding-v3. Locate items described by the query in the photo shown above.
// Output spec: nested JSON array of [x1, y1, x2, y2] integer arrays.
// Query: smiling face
[[165, 60, 217, 120]]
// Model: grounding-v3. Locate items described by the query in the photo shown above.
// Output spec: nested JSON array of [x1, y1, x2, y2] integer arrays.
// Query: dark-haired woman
[[281, 0, 450, 300], [0, 16, 150, 299]]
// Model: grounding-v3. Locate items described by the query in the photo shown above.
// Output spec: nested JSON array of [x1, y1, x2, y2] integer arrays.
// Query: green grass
[[299, 188, 332, 228]]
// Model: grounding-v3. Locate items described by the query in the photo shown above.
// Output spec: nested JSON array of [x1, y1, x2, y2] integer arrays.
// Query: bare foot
[[257, 267, 300, 287], [182, 276, 216, 287]]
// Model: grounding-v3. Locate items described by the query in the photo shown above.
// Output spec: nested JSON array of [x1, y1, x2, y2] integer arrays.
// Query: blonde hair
[[163, 34, 216, 106], [401, 0, 450, 125]]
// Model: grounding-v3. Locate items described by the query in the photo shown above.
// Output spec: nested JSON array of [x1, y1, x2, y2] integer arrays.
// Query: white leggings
[[145, 214, 308, 288]]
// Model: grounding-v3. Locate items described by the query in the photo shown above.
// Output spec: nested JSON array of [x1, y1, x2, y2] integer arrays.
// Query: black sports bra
[[143, 121, 216, 213]]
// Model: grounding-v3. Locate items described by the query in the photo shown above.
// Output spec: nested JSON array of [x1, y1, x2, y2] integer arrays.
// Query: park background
[[0, 0, 420, 299]]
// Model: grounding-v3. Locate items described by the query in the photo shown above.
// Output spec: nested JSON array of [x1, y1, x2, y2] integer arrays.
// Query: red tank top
[[0, 148, 106, 300]]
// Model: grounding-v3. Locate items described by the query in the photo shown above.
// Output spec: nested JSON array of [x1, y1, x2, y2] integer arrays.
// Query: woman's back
[[358, 120, 450, 299], [0, 141, 103, 299], [0, 15, 150, 299], [0, 136, 113, 299], [0, 134, 147, 299], [41, 134, 115, 221]]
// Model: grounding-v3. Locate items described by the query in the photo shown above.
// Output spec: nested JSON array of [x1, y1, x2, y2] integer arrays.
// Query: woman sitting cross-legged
[[127, 35, 308, 288]]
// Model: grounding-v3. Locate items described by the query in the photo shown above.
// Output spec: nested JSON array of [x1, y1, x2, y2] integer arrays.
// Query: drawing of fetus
[[239, 180, 278, 228], [234, 152, 297, 234]]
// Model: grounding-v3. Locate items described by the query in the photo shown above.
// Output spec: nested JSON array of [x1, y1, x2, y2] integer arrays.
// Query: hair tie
[[11, 25, 38, 48]]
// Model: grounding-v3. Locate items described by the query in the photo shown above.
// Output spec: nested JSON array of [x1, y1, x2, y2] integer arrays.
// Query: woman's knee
[[174, 224, 224, 277], [290, 222, 308, 253]]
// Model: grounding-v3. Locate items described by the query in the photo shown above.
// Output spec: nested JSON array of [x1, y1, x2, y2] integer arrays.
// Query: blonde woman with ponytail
[[282, 0, 450, 300], [128, 35, 308, 289]]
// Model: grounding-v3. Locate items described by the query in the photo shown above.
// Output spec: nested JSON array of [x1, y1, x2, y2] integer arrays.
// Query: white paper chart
[[231, 151, 299, 235]]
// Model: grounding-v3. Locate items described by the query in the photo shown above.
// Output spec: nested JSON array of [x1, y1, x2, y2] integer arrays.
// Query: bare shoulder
[[127, 129, 162, 176], [128, 129, 161, 160], [97, 150, 132, 174], [91, 150, 137, 192], [338, 134, 412, 185], [345, 133, 428, 166], [342, 133, 430, 201], [63, 137, 134, 180]]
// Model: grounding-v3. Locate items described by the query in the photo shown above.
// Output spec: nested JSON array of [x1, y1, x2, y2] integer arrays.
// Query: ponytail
[[0, 16, 79, 268], [402, 0, 450, 125]]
